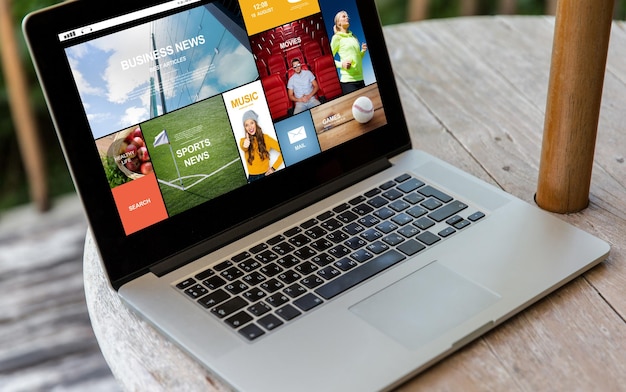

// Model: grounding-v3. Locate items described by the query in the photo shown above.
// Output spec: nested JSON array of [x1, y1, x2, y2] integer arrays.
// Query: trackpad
[[350, 262, 500, 350]]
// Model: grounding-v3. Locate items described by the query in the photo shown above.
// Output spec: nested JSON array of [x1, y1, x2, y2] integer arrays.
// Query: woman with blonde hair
[[239, 110, 283, 182], [331, 10, 368, 94]]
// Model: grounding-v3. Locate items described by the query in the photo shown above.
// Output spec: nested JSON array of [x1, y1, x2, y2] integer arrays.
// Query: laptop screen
[[61, 0, 385, 235], [25, 0, 410, 287]]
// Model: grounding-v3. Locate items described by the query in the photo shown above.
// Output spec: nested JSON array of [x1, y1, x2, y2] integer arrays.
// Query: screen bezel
[[24, 0, 411, 289]]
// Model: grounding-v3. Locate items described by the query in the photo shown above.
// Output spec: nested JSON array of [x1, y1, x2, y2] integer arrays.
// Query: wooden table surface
[[84, 16, 626, 391]]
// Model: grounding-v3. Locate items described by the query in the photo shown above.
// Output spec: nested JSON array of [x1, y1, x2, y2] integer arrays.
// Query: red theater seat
[[313, 55, 342, 101], [267, 54, 287, 76], [303, 41, 323, 69], [261, 74, 291, 120]]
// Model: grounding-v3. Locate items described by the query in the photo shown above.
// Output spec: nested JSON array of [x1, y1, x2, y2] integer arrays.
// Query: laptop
[[24, 0, 610, 390]]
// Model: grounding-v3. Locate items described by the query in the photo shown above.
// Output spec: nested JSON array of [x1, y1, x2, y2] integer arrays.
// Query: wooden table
[[84, 16, 626, 391]]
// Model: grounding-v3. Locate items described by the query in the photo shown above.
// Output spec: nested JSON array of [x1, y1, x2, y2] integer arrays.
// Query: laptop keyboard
[[174, 173, 486, 341]]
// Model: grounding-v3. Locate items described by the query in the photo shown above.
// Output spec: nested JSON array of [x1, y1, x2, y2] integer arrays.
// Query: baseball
[[352, 96, 374, 123]]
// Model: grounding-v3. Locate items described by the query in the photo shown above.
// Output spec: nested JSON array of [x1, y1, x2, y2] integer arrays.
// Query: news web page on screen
[[63, 0, 386, 235]]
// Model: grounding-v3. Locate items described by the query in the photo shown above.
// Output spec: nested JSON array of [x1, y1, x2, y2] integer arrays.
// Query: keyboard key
[[266, 235, 285, 246], [382, 188, 403, 200], [317, 211, 334, 221], [194, 269, 214, 280], [418, 185, 453, 203], [374, 207, 395, 220], [391, 213, 413, 226], [360, 228, 383, 242], [414, 217, 435, 230], [305, 226, 327, 239], [318, 266, 340, 280], [397, 226, 419, 238], [276, 304, 302, 321], [232, 251, 251, 263], [389, 200, 410, 212], [272, 242, 295, 255], [397, 239, 426, 256], [258, 314, 283, 330], [284, 227, 302, 237], [266, 293, 289, 307], [225, 311, 253, 329], [406, 206, 428, 218], [239, 323, 265, 341], [225, 281, 248, 295], [380, 180, 396, 190], [421, 198, 443, 210], [351, 249, 374, 263], [343, 222, 364, 235], [203, 276, 226, 290], [294, 246, 317, 260], [249, 243, 268, 254], [238, 258, 261, 272], [352, 203, 374, 215], [394, 173, 411, 183], [321, 218, 343, 231], [334, 258, 358, 271], [468, 211, 486, 222], [213, 260, 232, 271], [176, 278, 196, 290], [289, 233, 311, 247], [428, 201, 468, 222], [198, 289, 230, 308], [311, 253, 334, 267], [382, 233, 405, 246], [333, 203, 350, 213], [300, 219, 318, 229], [315, 250, 406, 300], [248, 301, 271, 316], [243, 271, 266, 285], [300, 275, 324, 289], [375, 221, 397, 234], [358, 215, 380, 228], [417, 231, 441, 246], [243, 288, 266, 301], [337, 210, 359, 223], [454, 220, 471, 230], [367, 196, 388, 208], [255, 250, 278, 263], [403, 192, 425, 204], [397, 178, 424, 193], [367, 241, 390, 254], [283, 283, 306, 298], [278, 270, 302, 284], [295, 261, 318, 275], [310, 239, 333, 252], [277, 255, 300, 269], [260, 278, 284, 293], [293, 293, 323, 311], [260, 263, 283, 277], [364, 188, 381, 198], [211, 297, 248, 318], [438, 227, 456, 238], [221, 266, 244, 281]]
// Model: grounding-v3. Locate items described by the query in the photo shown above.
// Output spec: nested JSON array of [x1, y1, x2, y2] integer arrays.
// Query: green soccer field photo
[[140, 96, 247, 216]]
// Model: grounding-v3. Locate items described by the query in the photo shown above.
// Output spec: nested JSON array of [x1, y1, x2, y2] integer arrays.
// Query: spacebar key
[[315, 250, 406, 300]]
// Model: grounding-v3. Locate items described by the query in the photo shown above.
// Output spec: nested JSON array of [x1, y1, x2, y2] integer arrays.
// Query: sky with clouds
[[66, 5, 258, 140]]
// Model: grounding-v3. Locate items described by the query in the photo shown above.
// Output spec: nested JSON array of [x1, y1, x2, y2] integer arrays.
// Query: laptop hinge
[[149, 157, 392, 277]]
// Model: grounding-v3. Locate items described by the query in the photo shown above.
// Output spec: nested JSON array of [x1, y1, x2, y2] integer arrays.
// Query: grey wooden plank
[[0, 194, 121, 391]]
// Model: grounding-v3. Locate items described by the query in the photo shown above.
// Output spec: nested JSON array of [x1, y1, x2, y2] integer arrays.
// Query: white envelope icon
[[288, 126, 307, 144]]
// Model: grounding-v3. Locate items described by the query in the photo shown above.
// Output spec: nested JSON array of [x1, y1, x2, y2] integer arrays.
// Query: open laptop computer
[[24, 0, 610, 390]]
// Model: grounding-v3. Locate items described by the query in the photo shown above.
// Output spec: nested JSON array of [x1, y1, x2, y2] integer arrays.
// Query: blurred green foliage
[[1, 0, 624, 211]]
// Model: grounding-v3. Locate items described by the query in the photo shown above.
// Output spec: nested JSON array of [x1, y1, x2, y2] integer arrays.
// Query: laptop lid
[[24, 0, 410, 289]]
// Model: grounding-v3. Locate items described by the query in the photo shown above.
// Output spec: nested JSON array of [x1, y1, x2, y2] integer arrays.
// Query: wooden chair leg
[[0, 0, 50, 211], [408, 0, 429, 21], [536, 0, 614, 213]]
